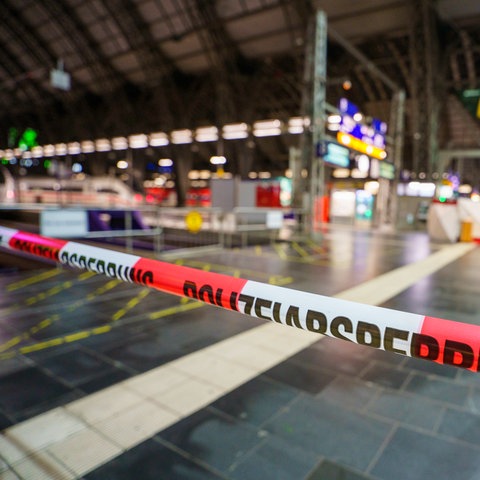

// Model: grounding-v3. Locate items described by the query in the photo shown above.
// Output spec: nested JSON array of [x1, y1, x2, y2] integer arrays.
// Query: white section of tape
[[0, 227, 17, 248], [239, 280, 425, 352], [58, 242, 140, 277]]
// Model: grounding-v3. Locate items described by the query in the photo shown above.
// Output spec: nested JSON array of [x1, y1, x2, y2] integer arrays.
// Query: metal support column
[[383, 89, 406, 228], [410, 0, 441, 177], [308, 10, 327, 238]]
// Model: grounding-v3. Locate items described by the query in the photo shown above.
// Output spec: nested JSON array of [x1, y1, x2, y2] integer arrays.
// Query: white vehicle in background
[[0, 169, 143, 207]]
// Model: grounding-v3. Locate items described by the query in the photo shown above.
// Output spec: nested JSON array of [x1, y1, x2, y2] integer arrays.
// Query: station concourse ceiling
[[0, 0, 479, 174]]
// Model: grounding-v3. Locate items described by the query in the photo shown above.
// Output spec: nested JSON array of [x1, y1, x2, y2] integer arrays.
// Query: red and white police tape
[[1, 225, 479, 371]]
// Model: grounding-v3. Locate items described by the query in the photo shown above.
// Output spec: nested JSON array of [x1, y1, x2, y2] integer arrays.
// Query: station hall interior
[[2, 1, 480, 479]]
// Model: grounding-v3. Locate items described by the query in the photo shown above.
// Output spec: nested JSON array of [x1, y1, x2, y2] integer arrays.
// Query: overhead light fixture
[[31, 146, 43, 158], [171, 129, 192, 144], [149, 132, 169, 146], [196, 126, 218, 142], [158, 158, 173, 167], [55, 143, 67, 156], [222, 123, 248, 140], [210, 155, 226, 165], [67, 142, 81, 155], [253, 119, 282, 137], [81, 140, 95, 153], [117, 160, 129, 169], [43, 144, 55, 156], [129, 134, 148, 149], [288, 117, 305, 134], [112, 137, 128, 150], [327, 114, 342, 123], [95, 138, 111, 152]]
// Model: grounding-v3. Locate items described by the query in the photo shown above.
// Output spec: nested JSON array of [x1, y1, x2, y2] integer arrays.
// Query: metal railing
[[0, 203, 299, 257]]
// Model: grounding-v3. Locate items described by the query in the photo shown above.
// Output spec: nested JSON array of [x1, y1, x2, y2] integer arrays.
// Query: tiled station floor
[[1, 226, 480, 479]]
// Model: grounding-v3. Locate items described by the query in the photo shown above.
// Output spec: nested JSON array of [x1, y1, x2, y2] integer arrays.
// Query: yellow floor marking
[[148, 300, 204, 320], [7, 271, 96, 313], [0, 279, 120, 353], [0, 255, 293, 357], [291, 241, 310, 258], [270, 275, 294, 286], [182, 259, 289, 283], [305, 238, 328, 254], [111, 289, 150, 322], [273, 243, 288, 260], [0, 325, 114, 359], [6, 268, 63, 292]]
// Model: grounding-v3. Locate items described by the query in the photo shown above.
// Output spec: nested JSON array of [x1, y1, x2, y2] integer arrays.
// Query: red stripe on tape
[[420, 316, 480, 371], [8, 231, 67, 262], [134, 258, 247, 310]]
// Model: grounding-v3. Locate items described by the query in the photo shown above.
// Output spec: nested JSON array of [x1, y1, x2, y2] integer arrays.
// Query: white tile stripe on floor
[[0, 242, 475, 479]]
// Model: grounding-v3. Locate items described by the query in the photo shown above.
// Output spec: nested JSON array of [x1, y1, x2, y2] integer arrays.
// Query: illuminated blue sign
[[338, 99, 387, 150]]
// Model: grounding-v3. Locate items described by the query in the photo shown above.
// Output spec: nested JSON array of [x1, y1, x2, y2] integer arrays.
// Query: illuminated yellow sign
[[185, 211, 203, 233], [337, 132, 387, 160]]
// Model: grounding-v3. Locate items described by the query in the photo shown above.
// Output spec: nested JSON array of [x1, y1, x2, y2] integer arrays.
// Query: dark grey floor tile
[[229, 435, 319, 480], [40, 347, 117, 386], [438, 408, 480, 446], [310, 336, 365, 357], [157, 408, 262, 474], [30, 310, 111, 340], [404, 373, 470, 407], [263, 360, 335, 394], [318, 376, 381, 411], [210, 376, 299, 427], [0, 366, 71, 414], [307, 459, 374, 479], [455, 369, 480, 387], [85, 438, 224, 480], [287, 345, 371, 377], [359, 347, 406, 366], [0, 411, 13, 430], [465, 387, 480, 414], [371, 426, 480, 480], [14, 390, 82, 423], [264, 396, 392, 472], [0, 356, 31, 377], [402, 357, 458, 379], [366, 390, 443, 430], [103, 336, 190, 373], [361, 364, 409, 390], [79, 368, 132, 394]]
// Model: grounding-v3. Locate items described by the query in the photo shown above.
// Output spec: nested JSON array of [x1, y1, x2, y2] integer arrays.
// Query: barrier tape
[[1, 225, 479, 371]]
